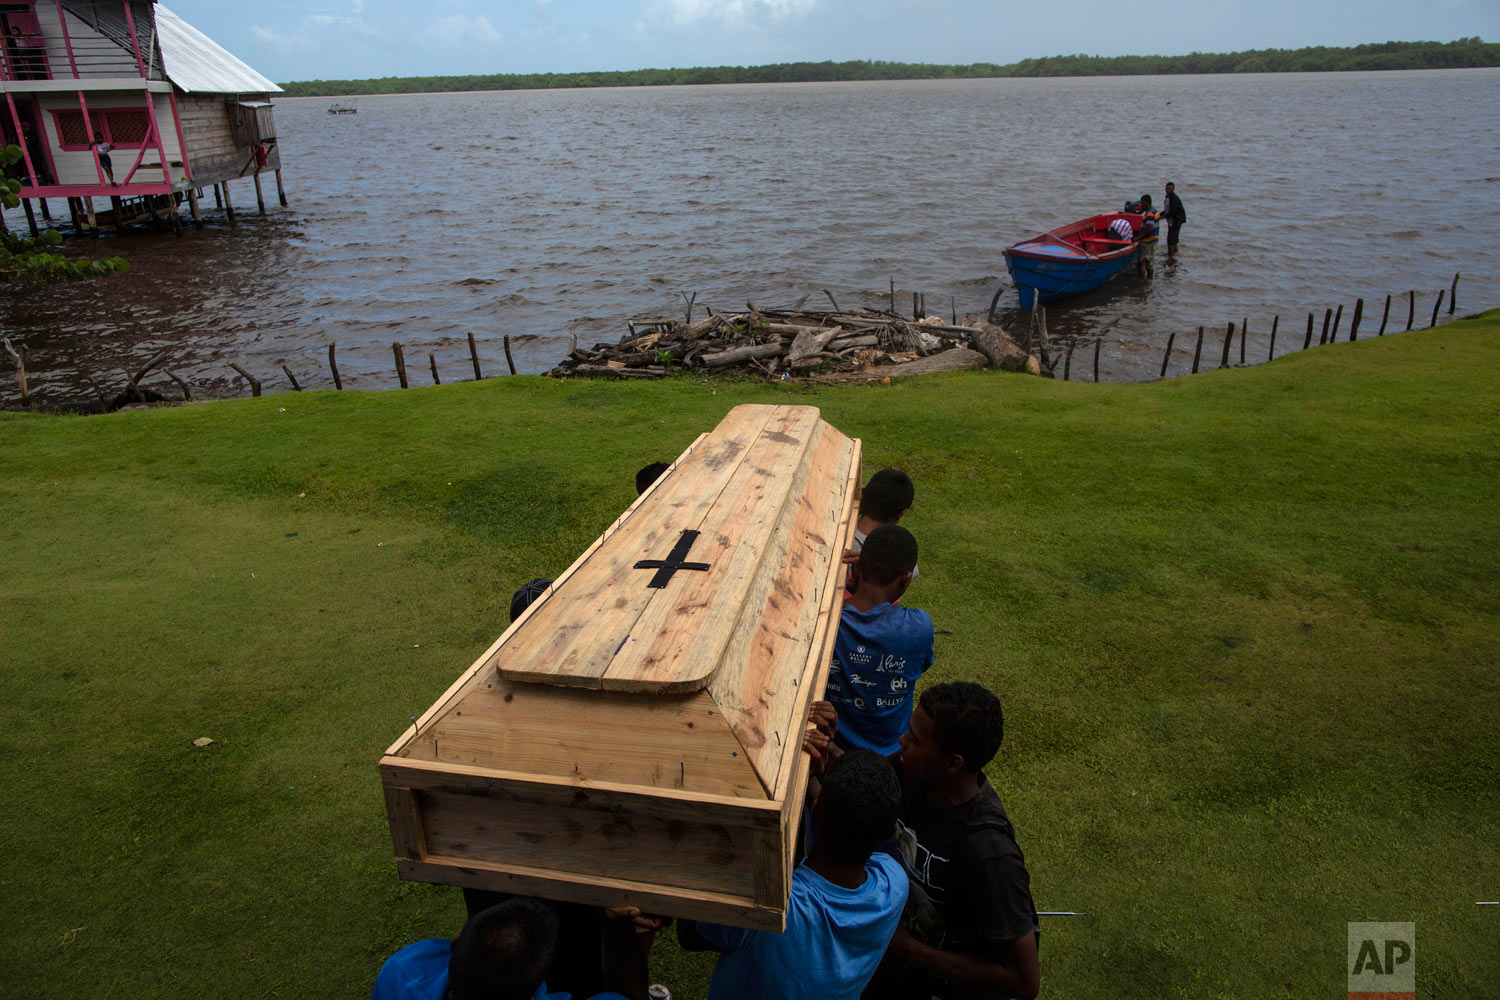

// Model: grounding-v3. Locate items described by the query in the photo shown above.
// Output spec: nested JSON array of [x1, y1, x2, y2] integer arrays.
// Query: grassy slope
[[2, 315, 1498, 999]]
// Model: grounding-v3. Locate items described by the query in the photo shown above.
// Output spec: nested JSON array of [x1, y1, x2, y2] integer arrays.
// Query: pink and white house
[[0, 1, 283, 234]]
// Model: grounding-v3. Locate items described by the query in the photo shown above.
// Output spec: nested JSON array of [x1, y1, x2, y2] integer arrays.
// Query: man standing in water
[[1163, 181, 1186, 255]]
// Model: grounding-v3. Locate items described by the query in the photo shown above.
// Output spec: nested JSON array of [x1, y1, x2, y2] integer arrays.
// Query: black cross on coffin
[[635, 529, 713, 589]]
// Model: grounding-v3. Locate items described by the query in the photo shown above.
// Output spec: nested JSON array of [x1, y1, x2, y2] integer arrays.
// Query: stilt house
[[0, 2, 283, 233]]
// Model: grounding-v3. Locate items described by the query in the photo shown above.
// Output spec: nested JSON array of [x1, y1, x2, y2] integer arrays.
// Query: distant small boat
[[327, 102, 358, 115], [1003, 213, 1142, 310]]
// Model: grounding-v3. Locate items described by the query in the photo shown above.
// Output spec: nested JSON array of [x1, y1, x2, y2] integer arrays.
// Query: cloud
[[424, 15, 504, 48], [648, 0, 818, 27], [251, 9, 375, 51]]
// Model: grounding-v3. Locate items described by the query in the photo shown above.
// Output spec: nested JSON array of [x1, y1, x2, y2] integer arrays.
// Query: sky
[[161, 0, 1500, 83]]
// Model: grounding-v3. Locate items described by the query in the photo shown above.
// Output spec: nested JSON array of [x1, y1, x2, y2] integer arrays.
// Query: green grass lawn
[[3, 314, 1498, 999]]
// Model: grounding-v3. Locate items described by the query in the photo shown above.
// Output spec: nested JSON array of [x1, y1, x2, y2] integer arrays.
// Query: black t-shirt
[[874, 774, 1037, 1000]]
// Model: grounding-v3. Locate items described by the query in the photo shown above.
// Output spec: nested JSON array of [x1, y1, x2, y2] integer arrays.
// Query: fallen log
[[700, 342, 784, 368], [817, 347, 988, 383], [786, 325, 842, 366]]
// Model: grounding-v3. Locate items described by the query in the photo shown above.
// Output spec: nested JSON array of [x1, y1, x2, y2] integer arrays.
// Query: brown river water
[[2, 69, 1498, 406]]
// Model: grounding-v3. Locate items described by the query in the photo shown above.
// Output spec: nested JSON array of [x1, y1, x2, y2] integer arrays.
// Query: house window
[[51, 107, 153, 150]]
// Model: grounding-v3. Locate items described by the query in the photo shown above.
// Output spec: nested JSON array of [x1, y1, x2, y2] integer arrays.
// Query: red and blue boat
[[1003, 213, 1143, 310]]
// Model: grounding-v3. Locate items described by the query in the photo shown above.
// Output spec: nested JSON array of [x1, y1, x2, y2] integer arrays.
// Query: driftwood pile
[[547, 303, 1047, 383]]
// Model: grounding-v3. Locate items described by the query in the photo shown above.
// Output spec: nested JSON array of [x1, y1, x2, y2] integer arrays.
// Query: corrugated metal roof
[[155, 4, 281, 95]]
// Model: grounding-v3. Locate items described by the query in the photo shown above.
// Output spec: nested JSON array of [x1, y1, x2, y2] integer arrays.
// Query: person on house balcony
[[93, 140, 116, 185]]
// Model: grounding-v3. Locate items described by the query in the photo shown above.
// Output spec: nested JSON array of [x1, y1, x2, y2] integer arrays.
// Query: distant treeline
[[280, 38, 1499, 97]]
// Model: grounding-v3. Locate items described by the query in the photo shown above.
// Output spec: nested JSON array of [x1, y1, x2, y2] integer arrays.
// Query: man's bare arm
[[889, 927, 1039, 999]]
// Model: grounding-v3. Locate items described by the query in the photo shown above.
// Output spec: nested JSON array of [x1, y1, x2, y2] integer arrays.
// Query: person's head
[[899, 682, 1004, 787], [1165, 182, 1175, 196], [509, 577, 553, 623], [448, 897, 558, 1000], [851, 524, 917, 600], [1140, 194, 1153, 208], [635, 461, 670, 495], [859, 468, 914, 524], [812, 747, 902, 865]]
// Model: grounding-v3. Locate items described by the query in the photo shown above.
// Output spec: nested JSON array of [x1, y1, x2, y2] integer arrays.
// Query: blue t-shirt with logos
[[370, 938, 630, 1000], [826, 602, 935, 755], [696, 853, 909, 1000]]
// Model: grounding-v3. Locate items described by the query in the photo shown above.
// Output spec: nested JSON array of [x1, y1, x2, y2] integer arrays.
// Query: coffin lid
[[498, 403, 856, 695]]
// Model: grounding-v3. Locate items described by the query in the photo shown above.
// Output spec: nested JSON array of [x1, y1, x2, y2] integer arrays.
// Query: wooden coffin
[[380, 404, 862, 931]]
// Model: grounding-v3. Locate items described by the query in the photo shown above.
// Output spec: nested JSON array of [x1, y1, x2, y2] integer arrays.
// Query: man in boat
[[864, 682, 1041, 1000], [1163, 182, 1187, 255], [1107, 216, 1134, 243], [1136, 194, 1161, 279]]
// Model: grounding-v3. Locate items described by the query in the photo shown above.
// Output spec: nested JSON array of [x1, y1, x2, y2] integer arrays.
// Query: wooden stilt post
[[503, 335, 517, 376], [109, 195, 125, 236], [1449, 272, 1459, 314], [281, 364, 302, 391], [1320, 308, 1332, 345], [429, 354, 441, 384], [1330, 304, 1343, 341], [1349, 298, 1363, 341], [1192, 326, 1204, 373], [1430, 291, 1444, 328], [1219, 322, 1235, 368], [228, 362, 261, 397], [1304, 313, 1315, 350], [187, 189, 202, 229], [66, 197, 80, 231], [213, 184, 223, 209], [82, 196, 98, 235], [1063, 337, 1076, 381], [328, 344, 342, 390], [253, 171, 266, 215], [21, 198, 38, 237], [1268, 316, 1279, 360], [1406, 290, 1415, 331], [222, 182, 235, 223], [1159, 331, 1176, 378], [1239, 318, 1247, 365], [38, 198, 50, 221], [1378, 294, 1390, 336], [274, 168, 288, 206], [1093, 338, 1102, 382], [468, 332, 483, 379], [393, 342, 408, 387]]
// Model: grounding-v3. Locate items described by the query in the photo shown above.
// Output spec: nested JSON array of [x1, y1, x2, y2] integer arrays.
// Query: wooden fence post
[[228, 362, 261, 397], [1160, 331, 1176, 378], [281, 364, 302, 391], [328, 344, 342, 390], [1378, 294, 1390, 336], [1239, 318, 1247, 365], [1430, 290, 1444, 328], [1320, 309, 1332, 345], [1192, 326, 1204, 373], [393, 342, 408, 388], [1449, 272, 1459, 314], [1219, 322, 1235, 368], [1063, 337, 1076, 381], [1331, 304, 1343, 341], [429, 354, 441, 385], [1092, 338, 1101, 383], [1268, 316, 1279, 360], [503, 335, 518, 376], [1349, 298, 1363, 341], [468, 332, 483, 380], [1406, 290, 1415, 331], [1304, 313, 1314, 350]]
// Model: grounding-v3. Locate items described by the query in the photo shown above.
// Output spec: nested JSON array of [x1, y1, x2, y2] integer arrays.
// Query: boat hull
[[1003, 213, 1142, 309]]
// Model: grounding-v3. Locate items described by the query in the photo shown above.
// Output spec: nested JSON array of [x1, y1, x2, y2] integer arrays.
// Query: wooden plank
[[750, 828, 786, 908], [408, 680, 765, 799], [706, 422, 857, 792], [415, 784, 760, 898], [380, 759, 781, 831], [397, 858, 785, 932], [770, 437, 862, 803], [601, 406, 824, 693], [383, 785, 426, 861], [384, 432, 711, 757], [497, 405, 781, 689]]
